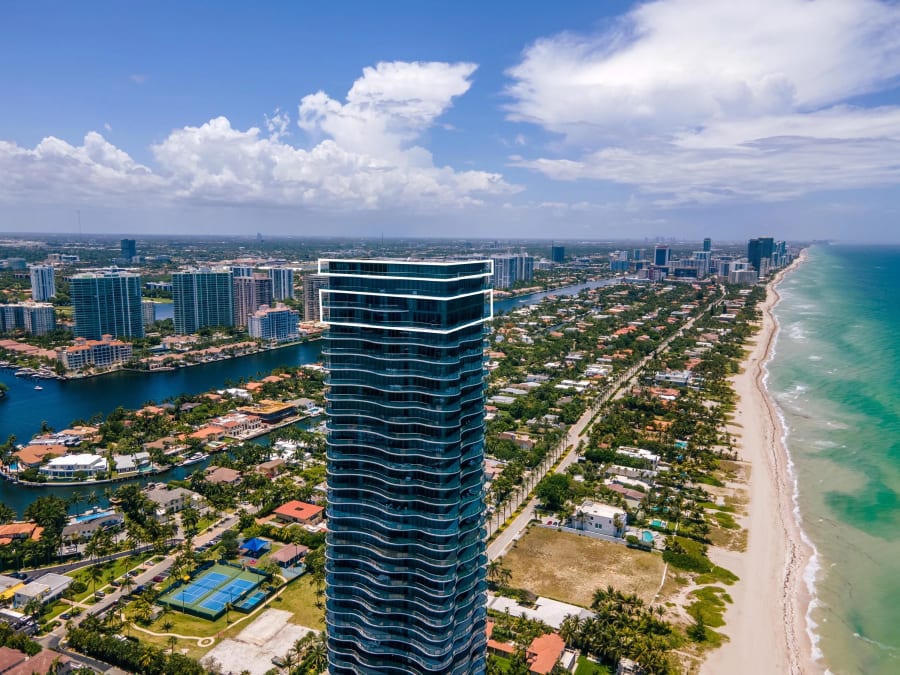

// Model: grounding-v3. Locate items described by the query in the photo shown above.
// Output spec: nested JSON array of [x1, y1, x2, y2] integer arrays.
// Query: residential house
[[61, 512, 124, 545], [0, 576, 24, 602], [269, 543, 308, 568], [255, 459, 285, 479], [527, 632, 567, 674], [0, 647, 71, 675], [571, 500, 627, 537], [204, 466, 243, 486], [273, 500, 324, 526], [113, 452, 151, 473], [39, 454, 107, 480], [0, 523, 43, 547], [13, 445, 67, 469], [145, 486, 204, 520]]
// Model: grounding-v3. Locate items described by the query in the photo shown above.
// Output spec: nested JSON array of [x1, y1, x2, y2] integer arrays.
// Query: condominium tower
[[234, 273, 273, 327], [302, 274, 327, 322], [267, 267, 295, 301], [70, 269, 144, 340], [172, 268, 234, 334], [29, 265, 56, 302], [320, 259, 492, 674]]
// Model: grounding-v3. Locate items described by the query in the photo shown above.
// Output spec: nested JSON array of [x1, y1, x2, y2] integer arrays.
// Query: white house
[[572, 500, 627, 538], [39, 454, 107, 480], [13, 573, 72, 607]]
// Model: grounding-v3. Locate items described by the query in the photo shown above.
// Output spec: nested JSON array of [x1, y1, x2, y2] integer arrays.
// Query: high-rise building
[[142, 300, 157, 328], [550, 244, 565, 264], [172, 268, 234, 335], [29, 265, 56, 301], [231, 264, 254, 278], [120, 239, 136, 260], [490, 255, 518, 289], [247, 304, 299, 342], [234, 273, 273, 327], [703, 237, 712, 252], [302, 274, 327, 322], [747, 237, 775, 273], [0, 302, 56, 335], [70, 270, 144, 340], [320, 259, 491, 674], [654, 245, 671, 267], [515, 253, 534, 284], [267, 267, 295, 301]]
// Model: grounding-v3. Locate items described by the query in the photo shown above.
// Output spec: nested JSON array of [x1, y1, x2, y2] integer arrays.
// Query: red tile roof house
[[273, 500, 324, 526]]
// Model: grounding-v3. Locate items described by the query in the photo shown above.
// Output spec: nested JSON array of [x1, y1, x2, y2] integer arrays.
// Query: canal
[[0, 277, 618, 513]]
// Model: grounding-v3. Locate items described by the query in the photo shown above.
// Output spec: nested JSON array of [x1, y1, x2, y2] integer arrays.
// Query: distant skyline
[[1, 0, 899, 241]]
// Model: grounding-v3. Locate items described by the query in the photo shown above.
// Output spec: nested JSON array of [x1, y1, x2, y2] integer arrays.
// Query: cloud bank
[[506, 0, 900, 204], [0, 61, 516, 212]]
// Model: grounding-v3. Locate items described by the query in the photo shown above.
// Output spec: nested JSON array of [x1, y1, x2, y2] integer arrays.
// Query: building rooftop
[[274, 500, 324, 522], [528, 632, 566, 674], [269, 543, 309, 564]]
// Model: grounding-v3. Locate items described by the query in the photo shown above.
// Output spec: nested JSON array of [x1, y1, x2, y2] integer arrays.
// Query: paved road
[[487, 292, 719, 560]]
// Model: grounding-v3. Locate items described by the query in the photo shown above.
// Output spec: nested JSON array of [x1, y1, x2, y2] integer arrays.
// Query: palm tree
[[167, 635, 178, 654], [86, 490, 100, 509], [87, 563, 105, 597]]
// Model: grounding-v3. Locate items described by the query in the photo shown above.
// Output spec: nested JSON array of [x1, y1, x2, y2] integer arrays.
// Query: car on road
[[94, 591, 105, 599]]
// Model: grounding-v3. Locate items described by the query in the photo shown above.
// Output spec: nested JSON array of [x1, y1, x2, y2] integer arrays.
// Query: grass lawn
[[66, 553, 151, 601], [136, 575, 323, 660], [265, 575, 324, 630], [574, 655, 613, 675], [501, 527, 667, 607]]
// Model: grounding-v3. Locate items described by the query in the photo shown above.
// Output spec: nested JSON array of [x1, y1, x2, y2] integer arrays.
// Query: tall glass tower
[[70, 269, 144, 340], [320, 259, 492, 674]]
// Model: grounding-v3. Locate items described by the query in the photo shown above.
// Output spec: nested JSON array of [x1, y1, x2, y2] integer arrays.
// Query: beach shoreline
[[702, 250, 819, 675]]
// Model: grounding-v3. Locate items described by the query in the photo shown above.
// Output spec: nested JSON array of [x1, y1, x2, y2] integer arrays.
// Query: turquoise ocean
[[769, 245, 900, 674]]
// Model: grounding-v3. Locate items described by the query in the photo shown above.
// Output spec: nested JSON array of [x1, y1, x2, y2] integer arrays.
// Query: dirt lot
[[501, 526, 667, 607]]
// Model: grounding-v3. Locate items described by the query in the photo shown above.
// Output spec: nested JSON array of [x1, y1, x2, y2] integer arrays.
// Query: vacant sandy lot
[[203, 609, 314, 675], [501, 526, 666, 607]]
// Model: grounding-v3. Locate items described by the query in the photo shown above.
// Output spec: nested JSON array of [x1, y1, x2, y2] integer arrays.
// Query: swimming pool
[[642, 531, 654, 543]]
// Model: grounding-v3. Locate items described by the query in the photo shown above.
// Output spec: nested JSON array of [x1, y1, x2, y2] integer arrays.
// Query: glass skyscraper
[[172, 268, 234, 335], [70, 269, 144, 340], [320, 259, 492, 674]]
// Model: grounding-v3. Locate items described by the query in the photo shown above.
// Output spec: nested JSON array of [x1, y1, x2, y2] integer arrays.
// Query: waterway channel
[[0, 277, 618, 514]]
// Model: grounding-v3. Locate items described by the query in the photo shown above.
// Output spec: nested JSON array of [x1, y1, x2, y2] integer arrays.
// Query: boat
[[33, 385, 43, 391], [180, 452, 209, 466]]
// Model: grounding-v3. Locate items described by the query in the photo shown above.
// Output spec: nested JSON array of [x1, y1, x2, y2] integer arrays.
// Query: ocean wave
[[808, 355, 823, 361], [768, 276, 827, 671], [788, 323, 808, 341]]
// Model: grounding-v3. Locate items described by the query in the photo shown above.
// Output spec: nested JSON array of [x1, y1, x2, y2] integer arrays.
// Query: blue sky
[[2, 0, 899, 241]]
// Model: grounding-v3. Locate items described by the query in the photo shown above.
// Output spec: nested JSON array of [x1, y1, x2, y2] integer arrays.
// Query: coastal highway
[[487, 291, 719, 561]]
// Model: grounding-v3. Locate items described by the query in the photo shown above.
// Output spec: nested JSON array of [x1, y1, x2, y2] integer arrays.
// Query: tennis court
[[159, 563, 267, 620]]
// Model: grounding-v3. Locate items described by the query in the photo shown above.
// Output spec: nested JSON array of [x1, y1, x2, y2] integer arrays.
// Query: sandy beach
[[701, 252, 818, 675]]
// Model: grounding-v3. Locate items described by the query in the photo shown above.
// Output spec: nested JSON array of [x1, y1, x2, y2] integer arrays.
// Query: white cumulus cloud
[[0, 61, 516, 213], [505, 0, 900, 203]]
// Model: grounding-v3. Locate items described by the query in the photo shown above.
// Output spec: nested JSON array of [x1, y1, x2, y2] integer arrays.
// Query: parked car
[[94, 591, 105, 599], [152, 575, 165, 583]]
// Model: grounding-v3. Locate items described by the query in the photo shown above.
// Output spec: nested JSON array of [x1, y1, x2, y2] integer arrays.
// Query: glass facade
[[70, 270, 144, 340], [172, 269, 235, 334], [320, 259, 492, 674]]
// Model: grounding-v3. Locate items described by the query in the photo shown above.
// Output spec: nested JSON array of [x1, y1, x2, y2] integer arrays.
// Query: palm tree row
[[558, 586, 674, 674]]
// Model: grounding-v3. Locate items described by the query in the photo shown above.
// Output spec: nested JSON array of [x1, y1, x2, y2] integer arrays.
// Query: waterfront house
[[61, 512, 124, 544], [204, 466, 242, 486], [0, 523, 42, 547], [273, 500, 324, 527], [113, 452, 151, 473], [39, 454, 106, 480], [13, 573, 71, 608], [13, 444, 67, 469], [145, 486, 204, 520]]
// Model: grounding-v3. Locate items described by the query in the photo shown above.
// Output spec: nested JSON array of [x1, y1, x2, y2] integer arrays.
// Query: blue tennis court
[[158, 563, 267, 620], [168, 571, 229, 605], [198, 578, 256, 612]]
